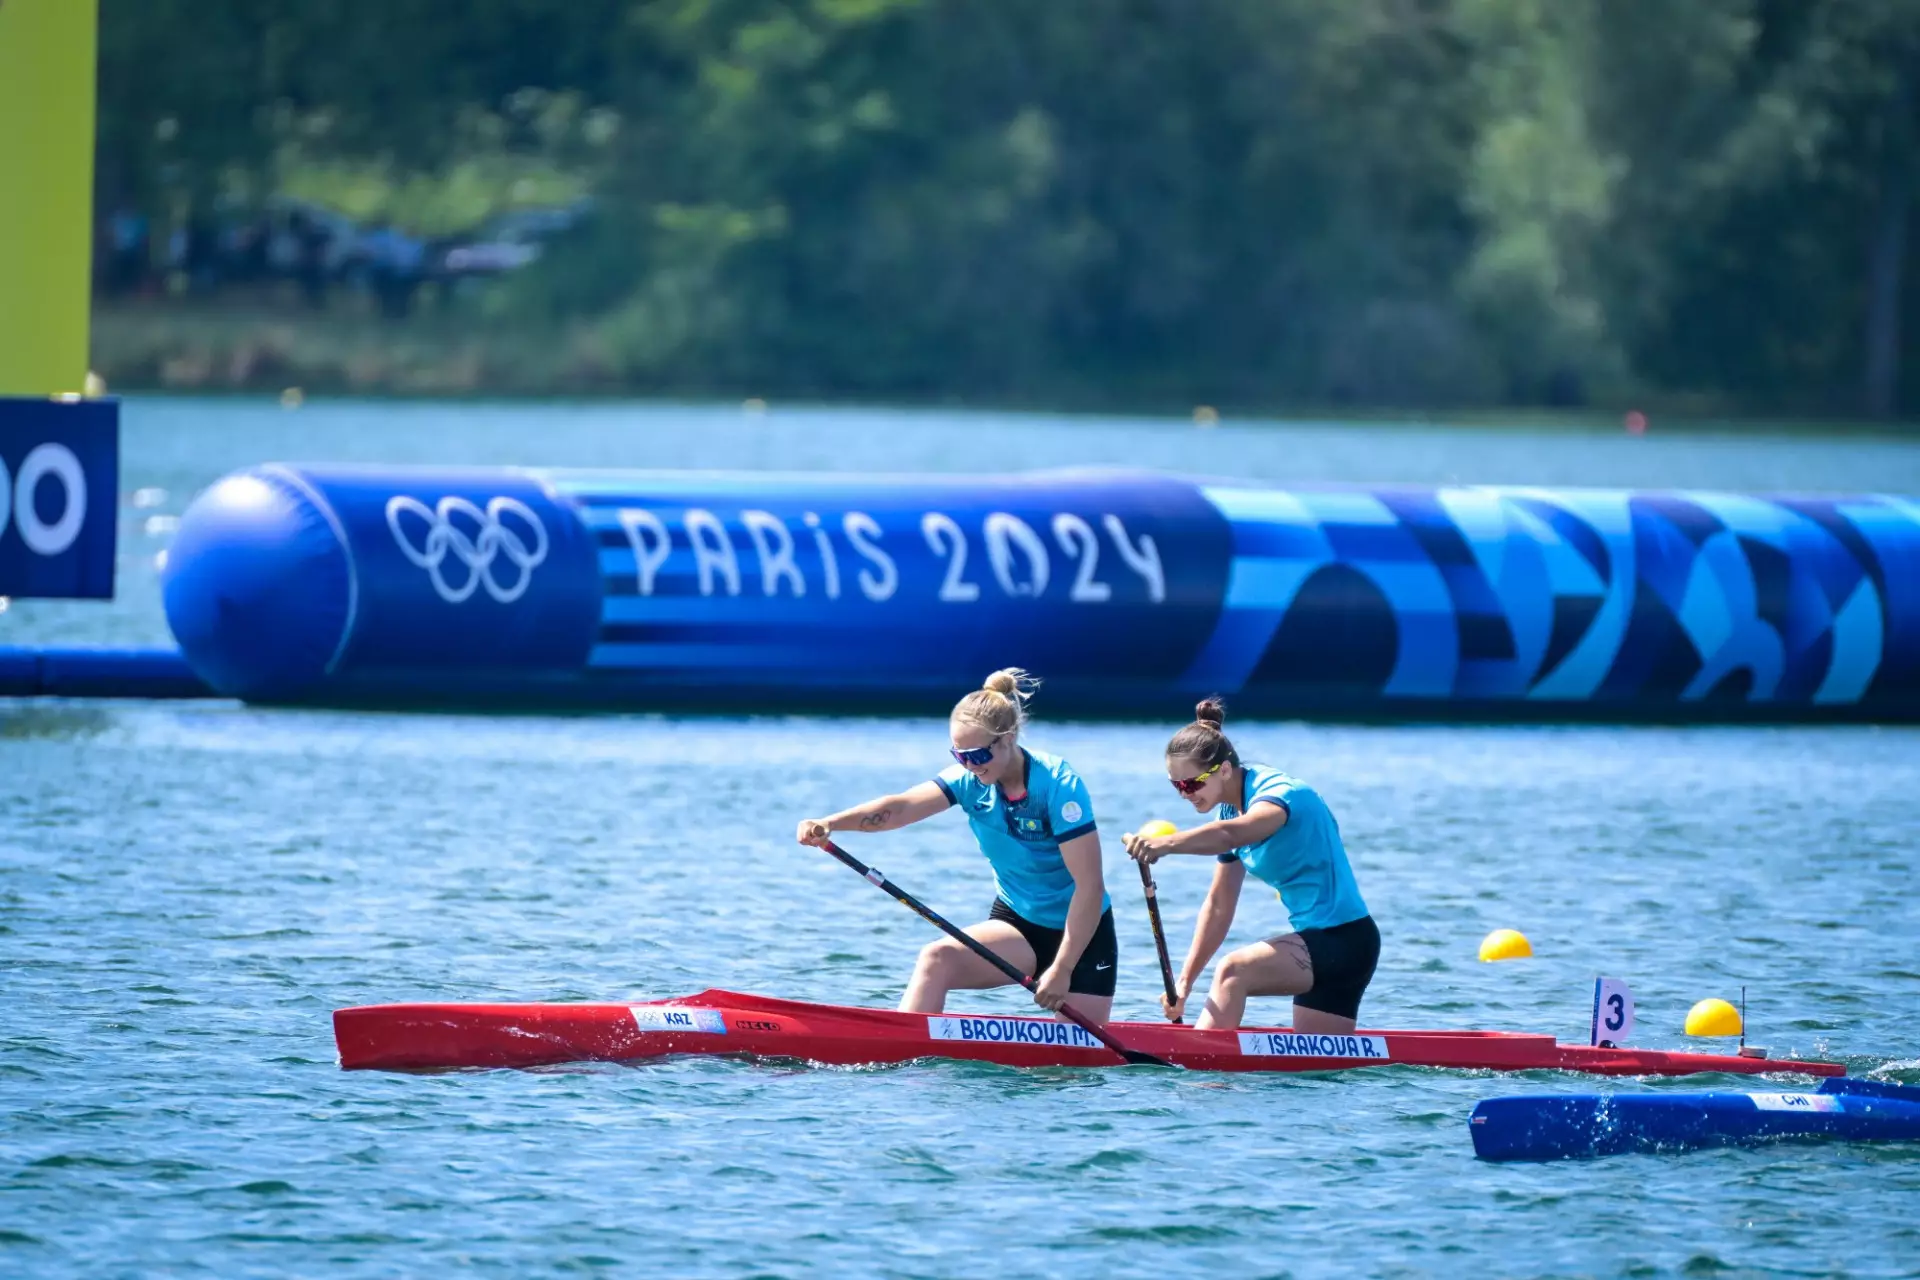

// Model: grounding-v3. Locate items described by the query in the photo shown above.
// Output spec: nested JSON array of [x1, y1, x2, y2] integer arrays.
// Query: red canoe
[[333, 988, 1844, 1077]]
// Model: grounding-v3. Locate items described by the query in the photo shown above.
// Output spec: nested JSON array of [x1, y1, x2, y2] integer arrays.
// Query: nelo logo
[[0, 443, 88, 557]]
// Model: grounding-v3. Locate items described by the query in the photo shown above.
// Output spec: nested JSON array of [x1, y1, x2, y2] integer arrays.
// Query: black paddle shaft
[[817, 839, 1171, 1067], [1135, 858, 1184, 1024]]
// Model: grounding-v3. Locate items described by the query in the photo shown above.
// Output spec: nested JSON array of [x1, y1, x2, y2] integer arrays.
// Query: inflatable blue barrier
[[157, 464, 1920, 720], [1470, 1076, 1920, 1161], [0, 645, 211, 699]]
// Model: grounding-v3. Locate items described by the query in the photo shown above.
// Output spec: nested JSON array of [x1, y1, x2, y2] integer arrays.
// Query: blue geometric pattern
[[1190, 486, 1919, 707]]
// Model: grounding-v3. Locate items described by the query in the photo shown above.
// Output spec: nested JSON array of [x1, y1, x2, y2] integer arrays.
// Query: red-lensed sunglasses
[[1169, 760, 1224, 796]]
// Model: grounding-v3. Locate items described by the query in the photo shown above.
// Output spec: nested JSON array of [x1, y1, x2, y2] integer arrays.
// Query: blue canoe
[[1470, 1075, 1920, 1161]]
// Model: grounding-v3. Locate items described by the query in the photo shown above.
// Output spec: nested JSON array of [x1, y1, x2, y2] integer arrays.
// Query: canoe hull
[[333, 988, 1843, 1077]]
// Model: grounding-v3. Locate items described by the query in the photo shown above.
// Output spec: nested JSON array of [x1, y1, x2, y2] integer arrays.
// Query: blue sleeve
[[1247, 770, 1294, 817], [934, 763, 971, 808], [1048, 762, 1097, 843], [1225, 775, 1293, 859], [1216, 781, 1290, 861]]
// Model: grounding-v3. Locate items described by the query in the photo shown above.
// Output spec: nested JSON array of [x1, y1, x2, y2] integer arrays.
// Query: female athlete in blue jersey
[[797, 669, 1116, 1021], [1124, 698, 1378, 1033]]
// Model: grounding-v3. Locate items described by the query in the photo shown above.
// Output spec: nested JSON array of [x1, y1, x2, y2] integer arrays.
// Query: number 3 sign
[[1590, 977, 1636, 1048]]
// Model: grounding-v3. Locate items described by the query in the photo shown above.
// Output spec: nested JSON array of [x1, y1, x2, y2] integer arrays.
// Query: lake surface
[[4, 400, 1919, 1277]]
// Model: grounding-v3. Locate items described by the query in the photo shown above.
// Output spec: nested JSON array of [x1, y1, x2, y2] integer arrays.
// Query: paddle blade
[[1119, 1048, 1176, 1067]]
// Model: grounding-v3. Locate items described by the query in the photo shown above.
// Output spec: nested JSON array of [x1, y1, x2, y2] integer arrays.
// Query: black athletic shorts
[[988, 899, 1119, 998], [1294, 915, 1381, 1021]]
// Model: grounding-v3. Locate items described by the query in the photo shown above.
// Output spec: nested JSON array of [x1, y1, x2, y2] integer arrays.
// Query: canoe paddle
[[817, 839, 1173, 1067], [1131, 820, 1184, 1023]]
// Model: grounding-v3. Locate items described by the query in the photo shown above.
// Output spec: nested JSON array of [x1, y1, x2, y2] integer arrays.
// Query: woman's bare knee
[[1215, 947, 1261, 990], [916, 940, 965, 979], [1215, 938, 1312, 1001]]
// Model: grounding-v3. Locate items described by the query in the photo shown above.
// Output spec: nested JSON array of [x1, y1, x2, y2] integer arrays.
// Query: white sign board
[[1590, 977, 1635, 1047]]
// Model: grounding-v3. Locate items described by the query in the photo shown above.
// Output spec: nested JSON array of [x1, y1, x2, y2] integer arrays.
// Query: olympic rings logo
[[385, 494, 550, 604], [0, 444, 89, 558]]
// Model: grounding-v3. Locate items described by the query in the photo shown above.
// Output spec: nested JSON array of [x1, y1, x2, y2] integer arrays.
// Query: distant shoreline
[[87, 303, 1920, 437]]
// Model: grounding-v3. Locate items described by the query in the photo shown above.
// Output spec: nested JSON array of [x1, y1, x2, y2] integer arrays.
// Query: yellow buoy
[[1137, 820, 1178, 839], [1685, 997, 1743, 1037], [1478, 928, 1533, 962]]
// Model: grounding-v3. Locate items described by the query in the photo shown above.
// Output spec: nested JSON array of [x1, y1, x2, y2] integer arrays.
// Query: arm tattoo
[[858, 807, 893, 830]]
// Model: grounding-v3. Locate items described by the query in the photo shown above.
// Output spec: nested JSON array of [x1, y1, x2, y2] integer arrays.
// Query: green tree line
[[96, 0, 1920, 417]]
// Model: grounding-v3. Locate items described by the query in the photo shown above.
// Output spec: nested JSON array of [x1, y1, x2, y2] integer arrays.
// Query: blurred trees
[[95, 0, 1920, 416]]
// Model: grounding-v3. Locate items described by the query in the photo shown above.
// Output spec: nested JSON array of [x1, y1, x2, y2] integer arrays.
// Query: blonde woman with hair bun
[[798, 668, 1117, 1021]]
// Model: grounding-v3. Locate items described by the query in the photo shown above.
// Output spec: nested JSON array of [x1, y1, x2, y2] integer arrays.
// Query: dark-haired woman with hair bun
[[1122, 698, 1378, 1033]]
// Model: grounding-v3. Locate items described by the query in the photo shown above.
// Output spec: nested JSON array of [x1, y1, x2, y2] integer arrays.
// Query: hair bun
[[1194, 696, 1226, 727], [983, 667, 1038, 701], [955, 669, 1039, 738]]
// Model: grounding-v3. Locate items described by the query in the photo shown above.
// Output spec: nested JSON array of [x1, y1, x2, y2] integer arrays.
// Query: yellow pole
[[0, 0, 100, 396]]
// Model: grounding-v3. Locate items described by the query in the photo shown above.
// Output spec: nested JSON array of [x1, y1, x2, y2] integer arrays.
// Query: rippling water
[[5, 401, 1920, 1276]]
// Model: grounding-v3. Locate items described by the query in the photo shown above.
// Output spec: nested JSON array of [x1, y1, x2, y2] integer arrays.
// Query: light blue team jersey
[[933, 747, 1107, 928], [1215, 765, 1369, 933]]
